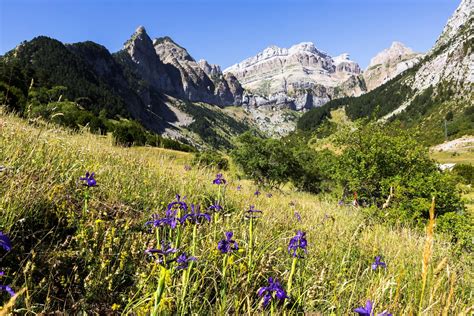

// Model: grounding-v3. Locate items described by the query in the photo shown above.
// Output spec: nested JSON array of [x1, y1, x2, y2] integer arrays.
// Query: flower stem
[[220, 254, 228, 313], [247, 217, 254, 281], [287, 257, 298, 294], [152, 267, 167, 314]]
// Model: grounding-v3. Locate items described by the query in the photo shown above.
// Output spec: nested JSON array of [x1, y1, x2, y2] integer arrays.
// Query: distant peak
[[289, 42, 318, 53], [135, 25, 147, 35], [368, 41, 417, 68], [390, 41, 409, 49]]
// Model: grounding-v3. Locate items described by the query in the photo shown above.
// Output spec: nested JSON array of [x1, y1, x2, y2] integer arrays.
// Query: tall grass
[[0, 112, 472, 314]]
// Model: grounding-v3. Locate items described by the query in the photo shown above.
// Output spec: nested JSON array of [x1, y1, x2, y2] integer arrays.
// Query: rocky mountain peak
[[368, 41, 417, 68], [364, 41, 423, 91], [153, 36, 194, 63], [198, 59, 222, 77], [135, 25, 147, 35], [123, 25, 157, 63]]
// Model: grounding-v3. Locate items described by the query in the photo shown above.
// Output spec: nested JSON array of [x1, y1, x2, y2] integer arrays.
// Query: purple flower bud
[[245, 205, 262, 219]]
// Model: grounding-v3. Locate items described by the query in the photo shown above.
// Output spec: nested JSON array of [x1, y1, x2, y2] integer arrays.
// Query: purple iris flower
[[294, 211, 302, 222], [338, 199, 344, 206], [245, 205, 262, 219], [377, 311, 392, 316], [254, 190, 261, 196], [213, 173, 226, 185], [257, 277, 288, 308], [0, 231, 12, 252], [236, 185, 242, 191], [145, 241, 177, 263], [167, 194, 188, 212], [288, 230, 307, 258], [80, 172, 97, 187], [354, 300, 373, 316], [145, 211, 179, 229], [180, 204, 211, 225], [176, 252, 197, 270], [0, 284, 15, 297], [217, 232, 238, 254], [371, 256, 387, 271], [208, 202, 223, 213]]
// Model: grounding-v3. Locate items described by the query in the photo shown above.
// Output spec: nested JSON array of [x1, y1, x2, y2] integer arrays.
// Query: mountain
[[152, 35, 243, 106], [0, 28, 252, 150], [298, 0, 474, 144], [363, 42, 424, 91], [224, 42, 366, 111]]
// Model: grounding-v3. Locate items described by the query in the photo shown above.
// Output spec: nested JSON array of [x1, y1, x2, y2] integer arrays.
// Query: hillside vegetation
[[0, 111, 472, 314]]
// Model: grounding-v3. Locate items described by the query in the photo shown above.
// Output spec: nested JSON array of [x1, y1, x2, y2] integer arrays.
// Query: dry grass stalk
[[419, 197, 436, 313], [442, 270, 456, 316]]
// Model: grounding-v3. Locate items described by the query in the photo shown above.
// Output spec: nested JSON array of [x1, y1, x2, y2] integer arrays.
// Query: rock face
[[411, 0, 473, 91], [382, 0, 473, 119], [224, 42, 365, 111], [152, 36, 243, 106], [121, 26, 179, 95], [363, 42, 424, 91], [118, 26, 243, 107]]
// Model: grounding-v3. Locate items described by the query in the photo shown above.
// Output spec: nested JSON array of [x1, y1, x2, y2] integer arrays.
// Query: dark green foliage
[[344, 79, 413, 120], [296, 102, 333, 132], [232, 132, 330, 192], [2, 37, 129, 117], [180, 102, 250, 149], [232, 132, 298, 187], [290, 147, 337, 193], [452, 163, 474, 185], [192, 150, 229, 170], [112, 120, 194, 151], [113, 120, 147, 146]]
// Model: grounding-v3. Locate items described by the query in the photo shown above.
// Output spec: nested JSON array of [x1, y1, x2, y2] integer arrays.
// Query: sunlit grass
[[0, 112, 472, 314]]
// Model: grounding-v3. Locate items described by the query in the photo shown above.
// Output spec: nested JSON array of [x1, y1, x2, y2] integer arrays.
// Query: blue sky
[[0, 0, 459, 69]]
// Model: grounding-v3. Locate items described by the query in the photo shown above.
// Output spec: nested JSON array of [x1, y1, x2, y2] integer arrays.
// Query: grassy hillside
[[0, 111, 472, 314]]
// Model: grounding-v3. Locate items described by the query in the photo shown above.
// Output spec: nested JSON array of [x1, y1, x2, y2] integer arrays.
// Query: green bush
[[232, 132, 331, 192], [452, 163, 474, 185], [334, 123, 463, 220], [192, 150, 229, 170], [232, 132, 299, 187]]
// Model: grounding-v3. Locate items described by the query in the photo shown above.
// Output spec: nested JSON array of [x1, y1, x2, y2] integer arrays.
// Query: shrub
[[334, 123, 463, 220], [232, 132, 332, 192], [231, 132, 298, 187], [452, 163, 474, 185], [192, 150, 229, 170]]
